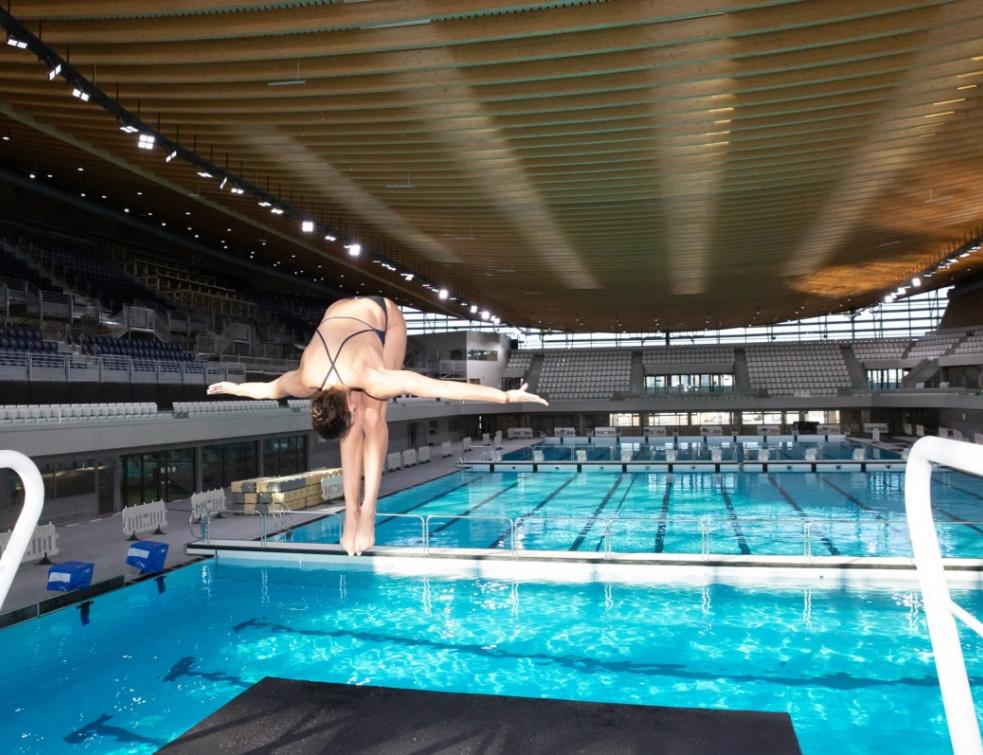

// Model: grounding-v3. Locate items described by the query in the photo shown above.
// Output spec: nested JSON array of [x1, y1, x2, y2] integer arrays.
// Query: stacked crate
[[230, 468, 343, 513]]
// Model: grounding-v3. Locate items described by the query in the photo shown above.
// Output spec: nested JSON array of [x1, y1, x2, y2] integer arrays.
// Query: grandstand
[[537, 349, 632, 399]]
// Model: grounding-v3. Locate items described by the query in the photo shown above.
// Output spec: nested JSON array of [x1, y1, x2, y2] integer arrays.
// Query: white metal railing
[[0, 451, 44, 611], [905, 436, 983, 755]]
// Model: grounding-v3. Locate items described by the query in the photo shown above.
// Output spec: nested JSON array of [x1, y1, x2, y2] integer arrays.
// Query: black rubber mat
[[159, 676, 801, 754]]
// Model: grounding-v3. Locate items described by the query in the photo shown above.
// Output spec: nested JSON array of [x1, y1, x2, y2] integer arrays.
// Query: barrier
[[494, 431, 503, 449], [975, 433, 983, 446], [710, 448, 722, 463], [700, 425, 723, 436], [916, 425, 926, 437], [904, 422, 913, 435], [804, 448, 818, 462], [418, 446, 432, 463], [386, 452, 402, 472], [320, 474, 343, 500], [757, 424, 781, 436], [0, 521, 58, 564], [593, 426, 618, 437], [507, 427, 534, 439], [757, 448, 770, 462], [665, 449, 677, 463], [441, 441, 453, 457], [122, 500, 167, 539], [643, 427, 667, 436], [532, 449, 545, 462], [939, 427, 950, 439], [190, 488, 226, 521], [491, 450, 503, 462], [554, 427, 576, 437], [575, 449, 587, 462], [621, 447, 634, 462], [481, 433, 491, 445], [402, 448, 418, 467], [462, 436, 472, 452], [817, 424, 840, 435]]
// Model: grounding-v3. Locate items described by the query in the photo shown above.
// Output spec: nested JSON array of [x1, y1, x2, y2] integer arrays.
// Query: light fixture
[[71, 88, 90, 102], [470, 305, 478, 314], [481, 310, 490, 320], [402, 272, 414, 281], [346, 243, 361, 258], [324, 234, 336, 242], [137, 133, 155, 150], [438, 288, 448, 300], [6, 37, 27, 50], [47, 63, 62, 81], [28, 172, 36, 179], [270, 207, 284, 215], [119, 123, 139, 134], [912, 276, 921, 287], [492, 316, 500, 325], [196, 170, 213, 178], [230, 185, 244, 194], [219, 176, 228, 189], [165, 149, 177, 162], [301, 220, 314, 233], [258, 201, 271, 208]]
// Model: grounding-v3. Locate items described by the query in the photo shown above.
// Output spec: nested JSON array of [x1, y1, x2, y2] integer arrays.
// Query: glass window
[[609, 413, 639, 427], [762, 412, 784, 425], [694, 411, 732, 425], [647, 412, 689, 426], [741, 411, 764, 425]]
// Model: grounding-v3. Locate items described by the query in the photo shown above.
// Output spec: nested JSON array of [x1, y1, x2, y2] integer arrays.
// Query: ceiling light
[[28, 173, 35, 179], [219, 176, 228, 189], [137, 133, 155, 150], [165, 149, 177, 162], [346, 243, 361, 258], [402, 272, 414, 281], [47, 63, 62, 81], [196, 170, 213, 178], [324, 234, 336, 242], [438, 288, 448, 300], [912, 277, 921, 287], [230, 185, 244, 195], [258, 201, 271, 208], [6, 37, 27, 50], [492, 316, 500, 325], [71, 88, 90, 102], [301, 220, 314, 233], [270, 207, 284, 215], [481, 310, 490, 321], [470, 305, 478, 314], [119, 123, 139, 134]]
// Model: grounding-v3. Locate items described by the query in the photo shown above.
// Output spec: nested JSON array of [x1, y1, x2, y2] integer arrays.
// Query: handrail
[[905, 436, 983, 755], [0, 450, 44, 611]]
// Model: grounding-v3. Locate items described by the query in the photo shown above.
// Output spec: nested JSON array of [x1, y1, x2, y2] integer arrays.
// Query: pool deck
[[160, 676, 802, 755], [1, 438, 534, 620]]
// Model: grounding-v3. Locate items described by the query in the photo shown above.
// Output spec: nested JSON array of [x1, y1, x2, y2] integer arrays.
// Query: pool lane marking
[[593, 472, 640, 550], [815, 475, 886, 520], [718, 483, 752, 555], [429, 480, 521, 535], [488, 473, 577, 549], [569, 474, 625, 551], [376, 473, 492, 527], [653, 478, 674, 553], [767, 475, 840, 556]]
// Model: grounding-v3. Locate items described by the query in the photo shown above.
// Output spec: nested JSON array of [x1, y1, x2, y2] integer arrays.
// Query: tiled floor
[[2, 438, 532, 615]]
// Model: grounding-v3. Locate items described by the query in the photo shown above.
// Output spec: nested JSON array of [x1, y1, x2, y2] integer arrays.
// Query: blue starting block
[[126, 540, 169, 574], [47, 561, 94, 592]]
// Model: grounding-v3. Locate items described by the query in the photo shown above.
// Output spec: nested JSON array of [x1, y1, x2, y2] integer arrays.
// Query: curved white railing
[[0, 450, 44, 612], [905, 436, 983, 755]]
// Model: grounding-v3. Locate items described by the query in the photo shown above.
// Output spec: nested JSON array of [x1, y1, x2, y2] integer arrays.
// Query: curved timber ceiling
[[1, 0, 983, 331]]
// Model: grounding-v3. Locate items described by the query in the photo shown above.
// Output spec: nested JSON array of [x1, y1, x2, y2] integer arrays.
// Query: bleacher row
[[746, 343, 852, 397], [537, 349, 632, 399], [0, 402, 157, 423], [172, 400, 282, 416]]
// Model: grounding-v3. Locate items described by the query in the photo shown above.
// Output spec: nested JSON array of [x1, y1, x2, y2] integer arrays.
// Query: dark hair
[[310, 387, 353, 440]]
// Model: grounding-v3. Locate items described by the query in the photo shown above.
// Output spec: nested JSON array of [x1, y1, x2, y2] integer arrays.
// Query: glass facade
[[122, 448, 195, 507], [202, 441, 257, 491], [262, 435, 307, 478], [400, 287, 951, 348], [645, 373, 734, 393], [608, 413, 640, 427], [867, 368, 908, 390]]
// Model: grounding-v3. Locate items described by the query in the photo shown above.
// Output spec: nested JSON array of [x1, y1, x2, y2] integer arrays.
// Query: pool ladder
[[0, 450, 44, 612], [905, 436, 983, 755]]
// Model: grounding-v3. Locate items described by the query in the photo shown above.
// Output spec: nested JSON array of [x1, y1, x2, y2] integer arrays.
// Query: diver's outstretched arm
[[207, 370, 310, 399], [368, 371, 548, 406]]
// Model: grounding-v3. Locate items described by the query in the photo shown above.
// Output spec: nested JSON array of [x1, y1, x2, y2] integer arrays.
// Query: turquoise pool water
[[283, 469, 983, 558], [1, 558, 980, 754]]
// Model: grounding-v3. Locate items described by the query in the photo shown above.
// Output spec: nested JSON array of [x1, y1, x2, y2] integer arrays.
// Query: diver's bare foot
[[354, 515, 376, 555], [340, 514, 359, 556]]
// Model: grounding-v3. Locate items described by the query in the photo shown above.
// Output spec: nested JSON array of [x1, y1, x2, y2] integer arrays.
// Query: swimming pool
[[280, 469, 983, 559], [1, 557, 979, 755]]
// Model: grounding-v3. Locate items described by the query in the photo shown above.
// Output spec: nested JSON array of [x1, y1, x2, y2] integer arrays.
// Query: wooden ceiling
[[1, 0, 982, 331]]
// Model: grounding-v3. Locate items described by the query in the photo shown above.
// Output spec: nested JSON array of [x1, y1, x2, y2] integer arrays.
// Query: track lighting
[[196, 170, 213, 178], [165, 149, 177, 162], [6, 37, 27, 50], [47, 63, 62, 81], [137, 133, 155, 150], [72, 88, 90, 102]]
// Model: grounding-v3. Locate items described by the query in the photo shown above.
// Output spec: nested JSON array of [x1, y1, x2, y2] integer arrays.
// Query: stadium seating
[[850, 339, 911, 363], [0, 402, 157, 423], [745, 342, 851, 396], [0, 325, 57, 353], [537, 349, 631, 399], [905, 329, 968, 360], [642, 345, 735, 371], [172, 400, 281, 416]]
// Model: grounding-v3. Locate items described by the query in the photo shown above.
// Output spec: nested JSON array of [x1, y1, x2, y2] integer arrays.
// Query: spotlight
[[118, 122, 139, 134], [72, 88, 90, 102], [196, 170, 213, 178], [402, 272, 414, 281], [911, 276, 921, 287], [137, 133, 155, 150], [47, 63, 62, 81], [438, 288, 448, 300], [324, 234, 336, 242], [219, 176, 228, 189], [301, 220, 314, 233], [6, 36, 27, 50], [258, 201, 271, 207], [481, 310, 490, 320], [346, 243, 361, 258], [230, 185, 244, 195], [165, 149, 177, 162], [270, 207, 284, 215], [470, 305, 478, 314]]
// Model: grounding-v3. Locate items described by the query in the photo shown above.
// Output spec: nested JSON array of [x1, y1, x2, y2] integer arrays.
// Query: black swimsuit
[[315, 295, 389, 392]]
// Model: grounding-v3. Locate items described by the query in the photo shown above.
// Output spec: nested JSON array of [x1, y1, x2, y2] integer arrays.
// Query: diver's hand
[[207, 382, 239, 396], [504, 382, 549, 406]]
